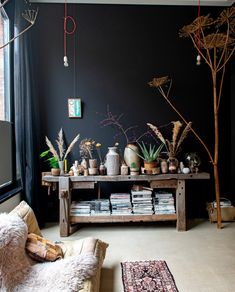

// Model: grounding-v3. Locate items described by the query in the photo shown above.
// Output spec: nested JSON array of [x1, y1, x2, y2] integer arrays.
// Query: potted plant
[[130, 142, 164, 173], [130, 162, 139, 176], [40, 149, 60, 176], [41, 128, 80, 175]]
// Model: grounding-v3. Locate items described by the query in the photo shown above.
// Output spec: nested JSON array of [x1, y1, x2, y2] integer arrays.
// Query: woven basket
[[207, 200, 235, 222]]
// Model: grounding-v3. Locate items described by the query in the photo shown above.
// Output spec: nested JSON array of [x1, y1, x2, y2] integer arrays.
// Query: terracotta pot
[[51, 168, 60, 176], [144, 161, 157, 170]]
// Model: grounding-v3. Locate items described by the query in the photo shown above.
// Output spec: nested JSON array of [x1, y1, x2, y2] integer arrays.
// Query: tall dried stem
[[177, 7, 234, 228]]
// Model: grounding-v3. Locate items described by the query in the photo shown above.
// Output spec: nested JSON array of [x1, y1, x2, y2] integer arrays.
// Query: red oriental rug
[[121, 260, 179, 292]]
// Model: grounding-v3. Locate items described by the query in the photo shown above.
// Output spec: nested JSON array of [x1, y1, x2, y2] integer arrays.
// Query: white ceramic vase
[[106, 147, 120, 176]]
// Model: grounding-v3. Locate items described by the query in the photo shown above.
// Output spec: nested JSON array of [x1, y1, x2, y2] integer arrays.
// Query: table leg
[[59, 177, 70, 237], [176, 179, 186, 231]]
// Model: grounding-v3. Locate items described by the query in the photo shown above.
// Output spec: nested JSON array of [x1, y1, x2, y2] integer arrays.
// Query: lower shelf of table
[[70, 214, 177, 223]]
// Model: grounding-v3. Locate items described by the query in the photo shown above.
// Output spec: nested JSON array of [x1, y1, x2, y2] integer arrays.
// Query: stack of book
[[110, 193, 132, 215], [154, 191, 176, 214], [70, 201, 91, 216], [131, 189, 153, 215], [90, 199, 111, 216]]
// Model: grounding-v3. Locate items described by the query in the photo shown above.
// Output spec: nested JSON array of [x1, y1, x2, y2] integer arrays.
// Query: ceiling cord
[[63, 0, 76, 67]]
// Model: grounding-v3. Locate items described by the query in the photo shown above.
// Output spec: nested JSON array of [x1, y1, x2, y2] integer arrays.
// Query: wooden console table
[[42, 173, 210, 237]]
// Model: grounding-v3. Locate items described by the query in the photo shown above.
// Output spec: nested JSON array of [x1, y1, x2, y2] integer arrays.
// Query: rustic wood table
[[42, 172, 210, 237]]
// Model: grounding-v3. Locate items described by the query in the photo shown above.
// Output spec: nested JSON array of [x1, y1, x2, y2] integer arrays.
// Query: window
[[0, 8, 16, 199], [0, 8, 10, 121]]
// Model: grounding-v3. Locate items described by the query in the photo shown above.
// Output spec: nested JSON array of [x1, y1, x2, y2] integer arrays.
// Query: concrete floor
[[42, 220, 235, 292]]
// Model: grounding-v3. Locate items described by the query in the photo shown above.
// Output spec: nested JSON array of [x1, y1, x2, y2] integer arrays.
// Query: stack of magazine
[[90, 199, 111, 216], [154, 191, 176, 214], [70, 201, 91, 216], [131, 189, 153, 215], [71, 199, 111, 216], [110, 193, 132, 215]]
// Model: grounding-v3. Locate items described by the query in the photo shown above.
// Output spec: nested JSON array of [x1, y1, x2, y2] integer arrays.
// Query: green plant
[[130, 162, 137, 169], [40, 149, 59, 169], [132, 142, 164, 163]]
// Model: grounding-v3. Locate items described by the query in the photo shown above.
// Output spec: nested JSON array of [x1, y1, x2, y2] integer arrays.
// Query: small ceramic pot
[[51, 168, 60, 176], [130, 168, 139, 175], [99, 163, 106, 175], [88, 167, 98, 175], [89, 159, 97, 168], [121, 164, 129, 175]]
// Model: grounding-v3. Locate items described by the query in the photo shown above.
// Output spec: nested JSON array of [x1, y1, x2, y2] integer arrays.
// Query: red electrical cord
[[63, 0, 76, 67], [196, 0, 201, 65]]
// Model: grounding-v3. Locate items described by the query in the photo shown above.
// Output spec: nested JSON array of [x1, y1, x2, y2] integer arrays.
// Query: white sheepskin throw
[[0, 213, 97, 292]]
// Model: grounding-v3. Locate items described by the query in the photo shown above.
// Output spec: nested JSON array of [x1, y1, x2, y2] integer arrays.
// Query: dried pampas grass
[[147, 121, 192, 158], [45, 128, 80, 162]]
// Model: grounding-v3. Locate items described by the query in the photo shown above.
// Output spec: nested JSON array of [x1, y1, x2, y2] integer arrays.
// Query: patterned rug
[[121, 260, 179, 292]]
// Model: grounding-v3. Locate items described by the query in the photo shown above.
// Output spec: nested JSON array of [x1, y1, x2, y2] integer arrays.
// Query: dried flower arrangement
[[79, 138, 96, 159], [43, 128, 80, 164], [147, 121, 192, 159]]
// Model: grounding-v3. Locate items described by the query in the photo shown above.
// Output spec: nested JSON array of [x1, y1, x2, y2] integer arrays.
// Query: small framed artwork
[[68, 98, 82, 118]]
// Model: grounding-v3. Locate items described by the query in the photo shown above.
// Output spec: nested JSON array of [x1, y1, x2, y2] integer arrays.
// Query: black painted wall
[[31, 4, 232, 221]]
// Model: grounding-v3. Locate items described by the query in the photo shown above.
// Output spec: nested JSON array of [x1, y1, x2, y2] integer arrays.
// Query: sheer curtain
[[13, 0, 41, 221]]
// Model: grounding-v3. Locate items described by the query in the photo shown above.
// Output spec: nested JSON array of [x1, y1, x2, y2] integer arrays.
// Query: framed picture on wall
[[68, 98, 82, 118]]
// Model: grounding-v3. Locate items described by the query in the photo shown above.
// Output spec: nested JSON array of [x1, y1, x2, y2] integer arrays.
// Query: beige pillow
[[10, 200, 42, 236]]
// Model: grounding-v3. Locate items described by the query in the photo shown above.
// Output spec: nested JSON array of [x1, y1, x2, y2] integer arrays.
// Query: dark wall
[[31, 4, 232, 220]]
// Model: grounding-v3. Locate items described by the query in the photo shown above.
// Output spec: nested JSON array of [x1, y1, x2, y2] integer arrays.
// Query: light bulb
[[63, 56, 69, 67], [196, 54, 201, 66]]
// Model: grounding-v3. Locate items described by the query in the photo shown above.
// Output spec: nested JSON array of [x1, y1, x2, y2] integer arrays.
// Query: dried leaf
[[56, 128, 65, 160], [45, 136, 59, 162], [179, 15, 213, 37], [217, 7, 235, 26], [148, 76, 169, 88], [172, 121, 182, 154], [176, 122, 192, 154], [166, 139, 174, 158], [201, 33, 232, 49], [147, 123, 166, 144], [64, 134, 80, 160]]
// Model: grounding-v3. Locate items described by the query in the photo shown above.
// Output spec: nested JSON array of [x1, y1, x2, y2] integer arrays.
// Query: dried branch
[[178, 6, 235, 229], [0, 8, 38, 50], [99, 106, 138, 144], [148, 76, 213, 163]]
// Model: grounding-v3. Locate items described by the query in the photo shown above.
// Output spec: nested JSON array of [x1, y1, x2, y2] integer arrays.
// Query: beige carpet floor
[[42, 220, 235, 292]]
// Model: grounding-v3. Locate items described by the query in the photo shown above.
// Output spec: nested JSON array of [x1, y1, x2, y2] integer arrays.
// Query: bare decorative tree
[[0, 0, 38, 50], [149, 7, 235, 229]]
